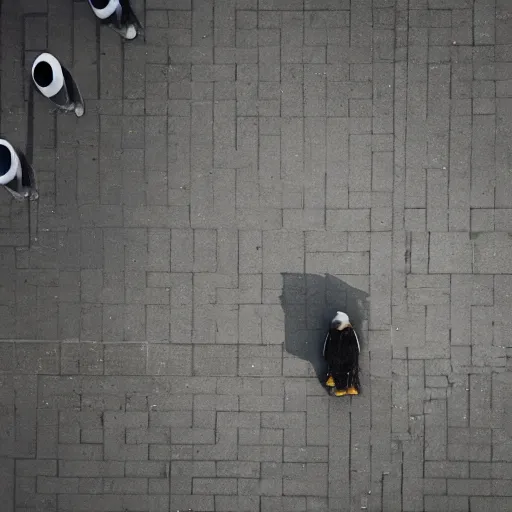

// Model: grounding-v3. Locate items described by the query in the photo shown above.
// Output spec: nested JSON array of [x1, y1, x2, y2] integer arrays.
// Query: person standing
[[323, 311, 361, 397]]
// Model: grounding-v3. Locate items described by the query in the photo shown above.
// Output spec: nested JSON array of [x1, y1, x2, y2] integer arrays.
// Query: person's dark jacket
[[323, 325, 360, 388]]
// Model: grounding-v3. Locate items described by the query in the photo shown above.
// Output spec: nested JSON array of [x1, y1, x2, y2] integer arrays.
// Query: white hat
[[88, 0, 119, 20], [32, 53, 64, 98], [332, 311, 350, 327], [0, 139, 21, 185]]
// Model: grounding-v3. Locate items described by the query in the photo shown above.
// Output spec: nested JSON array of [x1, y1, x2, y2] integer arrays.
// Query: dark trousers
[[330, 367, 358, 390]]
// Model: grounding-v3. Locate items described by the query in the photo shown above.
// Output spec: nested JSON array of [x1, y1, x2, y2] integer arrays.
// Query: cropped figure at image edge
[[0, 139, 38, 201], [88, 0, 142, 40]]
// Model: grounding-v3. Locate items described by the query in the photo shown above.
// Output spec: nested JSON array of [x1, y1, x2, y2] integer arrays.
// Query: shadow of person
[[280, 273, 369, 389]]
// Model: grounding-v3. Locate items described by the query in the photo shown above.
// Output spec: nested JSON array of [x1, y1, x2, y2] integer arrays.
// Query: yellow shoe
[[347, 387, 359, 395], [334, 388, 347, 397], [326, 375, 335, 387]]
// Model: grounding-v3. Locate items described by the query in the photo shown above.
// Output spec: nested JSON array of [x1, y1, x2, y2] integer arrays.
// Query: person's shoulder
[[342, 326, 357, 339]]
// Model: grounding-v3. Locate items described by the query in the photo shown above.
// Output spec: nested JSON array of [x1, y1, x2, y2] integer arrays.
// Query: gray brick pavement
[[1, 0, 512, 510]]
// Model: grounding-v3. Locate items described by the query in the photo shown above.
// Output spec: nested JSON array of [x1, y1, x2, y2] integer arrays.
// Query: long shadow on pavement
[[280, 273, 369, 389]]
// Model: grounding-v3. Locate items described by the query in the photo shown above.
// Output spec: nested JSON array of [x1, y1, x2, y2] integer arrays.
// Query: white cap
[[32, 53, 64, 98], [88, 0, 119, 20], [332, 311, 350, 326]]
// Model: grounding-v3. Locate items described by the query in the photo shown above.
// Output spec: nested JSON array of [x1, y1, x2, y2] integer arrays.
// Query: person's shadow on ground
[[280, 273, 369, 389]]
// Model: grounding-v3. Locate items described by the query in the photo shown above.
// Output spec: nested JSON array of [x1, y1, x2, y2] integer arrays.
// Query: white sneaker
[[108, 23, 137, 40], [74, 103, 85, 117], [124, 24, 137, 40]]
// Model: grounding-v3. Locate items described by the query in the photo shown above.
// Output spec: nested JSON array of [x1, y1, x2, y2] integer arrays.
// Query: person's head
[[332, 311, 350, 330]]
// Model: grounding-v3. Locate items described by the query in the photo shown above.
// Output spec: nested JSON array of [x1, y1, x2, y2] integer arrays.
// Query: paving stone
[[425, 400, 447, 460], [370, 232, 392, 329], [170, 494, 214, 512], [193, 477, 238, 495], [263, 231, 304, 273], [104, 344, 146, 375], [14, 343, 59, 374], [425, 495, 470, 512], [147, 344, 192, 375], [192, 345, 238, 376], [473, 233, 512, 273], [326, 209, 370, 231], [60, 343, 103, 375], [391, 307, 426, 348], [429, 232, 473, 273], [305, 251, 370, 274]]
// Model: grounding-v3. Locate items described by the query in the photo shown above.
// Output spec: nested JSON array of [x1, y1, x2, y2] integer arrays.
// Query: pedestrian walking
[[32, 53, 84, 117], [87, 0, 141, 40], [0, 139, 38, 201]]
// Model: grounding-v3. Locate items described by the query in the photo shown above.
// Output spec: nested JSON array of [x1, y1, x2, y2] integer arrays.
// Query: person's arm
[[351, 330, 360, 368], [354, 330, 361, 353], [323, 331, 330, 359]]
